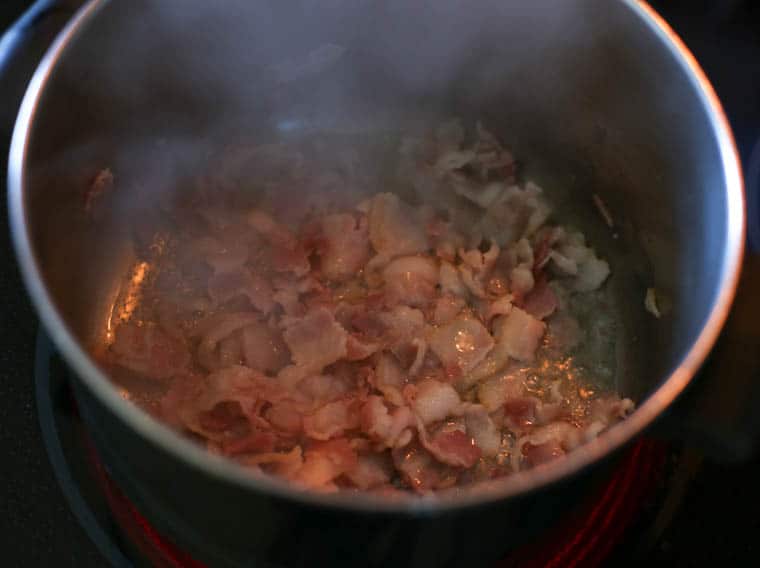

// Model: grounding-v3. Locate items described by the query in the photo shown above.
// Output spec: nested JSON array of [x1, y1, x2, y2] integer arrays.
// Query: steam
[[31, 0, 603, 248]]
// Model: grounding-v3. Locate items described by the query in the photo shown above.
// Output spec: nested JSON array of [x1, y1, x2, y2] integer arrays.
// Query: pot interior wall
[[23, 0, 730, 429]]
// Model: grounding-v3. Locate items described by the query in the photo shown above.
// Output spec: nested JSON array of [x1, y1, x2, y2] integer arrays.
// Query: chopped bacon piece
[[345, 334, 381, 361], [298, 374, 352, 404], [408, 379, 462, 425], [524, 440, 565, 467], [196, 313, 263, 371], [303, 399, 361, 441], [368, 193, 428, 258], [112, 323, 190, 380], [439, 261, 466, 297], [392, 442, 454, 493], [432, 295, 466, 325], [240, 321, 290, 375], [493, 307, 545, 362], [417, 424, 482, 468], [360, 396, 415, 448], [221, 431, 278, 456], [521, 277, 558, 320], [177, 366, 282, 439], [486, 294, 513, 322], [428, 315, 494, 376], [503, 396, 540, 429], [192, 236, 249, 274], [589, 395, 635, 425], [278, 307, 348, 387], [463, 404, 501, 457], [292, 438, 357, 489], [382, 256, 438, 308], [344, 453, 394, 490], [264, 402, 304, 433], [247, 209, 310, 276], [315, 213, 371, 282], [207, 268, 274, 314], [476, 369, 527, 412], [239, 446, 304, 477], [377, 306, 425, 345], [373, 353, 407, 406]]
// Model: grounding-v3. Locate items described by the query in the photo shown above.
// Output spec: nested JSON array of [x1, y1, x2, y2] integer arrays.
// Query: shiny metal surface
[[6, 0, 744, 522]]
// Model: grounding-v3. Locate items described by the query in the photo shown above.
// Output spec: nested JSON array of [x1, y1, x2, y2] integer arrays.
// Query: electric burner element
[[35, 331, 683, 567]]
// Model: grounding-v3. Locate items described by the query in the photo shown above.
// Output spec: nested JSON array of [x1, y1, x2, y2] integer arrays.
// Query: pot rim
[[7, 0, 746, 514]]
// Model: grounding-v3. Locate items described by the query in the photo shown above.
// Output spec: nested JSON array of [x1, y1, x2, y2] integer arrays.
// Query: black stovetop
[[2, 1, 760, 566]]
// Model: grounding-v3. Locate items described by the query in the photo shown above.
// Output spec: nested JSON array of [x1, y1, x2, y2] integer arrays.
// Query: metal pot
[[5, 0, 745, 565]]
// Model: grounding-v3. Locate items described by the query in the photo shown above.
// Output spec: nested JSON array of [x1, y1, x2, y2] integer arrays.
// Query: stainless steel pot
[[5, 0, 745, 565]]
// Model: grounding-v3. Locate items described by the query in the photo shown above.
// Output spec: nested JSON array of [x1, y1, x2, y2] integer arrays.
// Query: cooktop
[[2, 1, 760, 566]]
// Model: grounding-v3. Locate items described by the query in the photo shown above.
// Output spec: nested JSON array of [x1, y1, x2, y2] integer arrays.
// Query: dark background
[[1, 1, 759, 566]]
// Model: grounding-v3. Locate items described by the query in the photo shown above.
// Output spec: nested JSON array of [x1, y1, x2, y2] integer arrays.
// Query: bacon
[[502, 396, 540, 429], [345, 334, 381, 361], [240, 321, 290, 375], [373, 353, 407, 406], [221, 431, 278, 456], [486, 294, 513, 322], [247, 209, 310, 277], [240, 446, 304, 477], [192, 236, 249, 274], [417, 422, 482, 468], [408, 380, 462, 425], [178, 366, 280, 439], [263, 402, 304, 434], [102, 124, 633, 494], [458, 264, 488, 298], [477, 183, 551, 246], [196, 313, 263, 371], [315, 213, 371, 282], [432, 295, 466, 325], [112, 323, 190, 380], [217, 334, 243, 368], [159, 373, 206, 430], [207, 268, 274, 314], [367, 193, 428, 258], [476, 368, 527, 411], [382, 255, 438, 308], [549, 231, 610, 291], [303, 399, 361, 441], [509, 265, 535, 298], [428, 315, 494, 377], [377, 306, 425, 346], [458, 242, 500, 274], [512, 422, 584, 472], [360, 396, 415, 448], [292, 438, 357, 490], [493, 307, 545, 362], [278, 307, 348, 388], [298, 374, 352, 404], [524, 440, 565, 467], [392, 442, 454, 493], [344, 453, 394, 490], [574, 255, 611, 292], [439, 261, 467, 297], [521, 277, 558, 320], [589, 395, 635, 425], [463, 404, 501, 457], [532, 226, 563, 274]]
